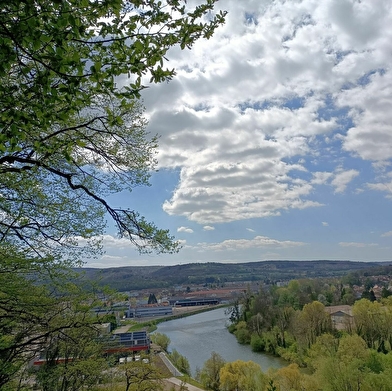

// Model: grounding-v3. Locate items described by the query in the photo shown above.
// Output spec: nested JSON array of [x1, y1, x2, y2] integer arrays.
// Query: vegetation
[[196, 352, 226, 391], [78, 261, 392, 291], [1, 0, 226, 259], [168, 349, 191, 376], [219, 360, 266, 391], [0, 247, 107, 390], [151, 333, 171, 352], [112, 359, 163, 391], [217, 276, 392, 390], [0, 0, 225, 388]]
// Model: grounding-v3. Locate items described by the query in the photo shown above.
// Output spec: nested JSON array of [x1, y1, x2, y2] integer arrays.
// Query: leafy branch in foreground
[[0, 0, 226, 259]]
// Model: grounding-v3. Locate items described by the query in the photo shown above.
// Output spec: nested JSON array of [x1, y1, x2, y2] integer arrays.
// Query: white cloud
[[381, 231, 392, 237], [367, 175, 392, 199], [203, 225, 215, 231], [331, 169, 359, 193], [339, 71, 392, 162], [339, 242, 379, 248], [322, 222, 329, 227], [312, 172, 333, 186], [135, 0, 392, 232], [246, 228, 256, 232], [177, 226, 194, 234], [195, 236, 306, 252]]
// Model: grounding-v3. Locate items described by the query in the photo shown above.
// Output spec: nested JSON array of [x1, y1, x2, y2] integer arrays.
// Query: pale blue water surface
[[156, 306, 286, 376]]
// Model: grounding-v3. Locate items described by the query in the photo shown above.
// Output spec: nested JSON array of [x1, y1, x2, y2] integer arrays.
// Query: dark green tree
[[148, 293, 157, 304]]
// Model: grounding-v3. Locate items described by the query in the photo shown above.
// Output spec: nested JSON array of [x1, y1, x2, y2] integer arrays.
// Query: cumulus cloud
[[138, 0, 392, 227], [247, 228, 256, 232], [381, 231, 392, 237], [203, 225, 215, 231], [177, 226, 194, 234]]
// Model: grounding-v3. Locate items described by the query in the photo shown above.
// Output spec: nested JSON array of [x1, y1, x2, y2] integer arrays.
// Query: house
[[325, 305, 354, 331]]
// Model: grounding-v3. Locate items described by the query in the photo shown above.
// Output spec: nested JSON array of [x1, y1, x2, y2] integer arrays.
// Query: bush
[[169, 349, 191, 376], [234, 321, 251, 344], [227, 324, 236, 333], [251, 335, 266, 352], [151, 332, 170, 351]]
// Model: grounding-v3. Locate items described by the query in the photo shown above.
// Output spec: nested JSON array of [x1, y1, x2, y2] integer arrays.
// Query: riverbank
[[156, 306, 287, 376]]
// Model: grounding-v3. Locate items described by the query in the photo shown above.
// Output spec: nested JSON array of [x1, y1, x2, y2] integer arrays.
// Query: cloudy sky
[[87, 0, 392, 268]]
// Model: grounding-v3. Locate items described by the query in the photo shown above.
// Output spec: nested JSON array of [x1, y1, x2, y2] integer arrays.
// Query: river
[[156, 307, 286, 376]]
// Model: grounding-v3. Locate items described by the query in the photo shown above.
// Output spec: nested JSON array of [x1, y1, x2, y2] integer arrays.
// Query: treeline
[[197, 337, 392, 391], [78, 261, 391, 291], [213, 278, 392, 390]]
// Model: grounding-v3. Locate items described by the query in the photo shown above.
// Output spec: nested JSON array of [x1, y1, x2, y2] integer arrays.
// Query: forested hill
[[77, 260, 391, 291]]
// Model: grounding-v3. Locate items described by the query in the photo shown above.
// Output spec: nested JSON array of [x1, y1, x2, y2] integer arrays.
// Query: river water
[[156, 307, 286, 376]]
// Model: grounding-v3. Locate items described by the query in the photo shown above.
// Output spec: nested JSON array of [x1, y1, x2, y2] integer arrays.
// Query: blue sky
[[86, 0, 392, 267]]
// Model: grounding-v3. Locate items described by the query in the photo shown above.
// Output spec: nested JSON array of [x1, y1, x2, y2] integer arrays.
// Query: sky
[[86, 0, 392, 268]]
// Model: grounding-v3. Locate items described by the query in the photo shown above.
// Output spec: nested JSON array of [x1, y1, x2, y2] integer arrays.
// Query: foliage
[[148, 293, 158, 304], [233, 321, 251, 345], [36, 336, 107, 391], [0, 3, 226, 387], [169, 349, 190, 376], [77, 261, 389, 291], [293, 301, 332, 348], [353, 299, 392, 352], [197, 351, 225, 391], [250, 334, 265, 352], [0, 244, 107, 389], [0, 0, 226, 259], [114, 360, 163, 391], [219, 360, 266, 391], [151, 332, 171, 352]]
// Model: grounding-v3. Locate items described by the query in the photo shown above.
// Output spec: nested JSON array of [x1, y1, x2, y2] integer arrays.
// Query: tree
[[314, 335, 371, 391], [169, 349, 190, 376], [219, 360, 266, 391], [274, 363, 304, 391], [197, 351, 225, 391], [0, 0, 226, 260], [233, 321, 251, 345], [151, 333, 170, 352], [294, 301, 331, 348], [114, 360, 163, 391], [275, 306, 295, 348], [0, 5, 226, 386], [353, 299, 392, 352], [35, 326, 107, 391], [148, 293, 157, 304], [0, 244, 106, 389]]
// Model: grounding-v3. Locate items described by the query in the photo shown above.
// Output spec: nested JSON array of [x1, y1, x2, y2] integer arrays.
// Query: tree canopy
[[0, 2, 226, 388], [0, 0, 226, 260]]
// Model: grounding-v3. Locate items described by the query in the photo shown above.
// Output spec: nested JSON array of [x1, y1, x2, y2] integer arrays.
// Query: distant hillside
[[76, 260, 391, 291]]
